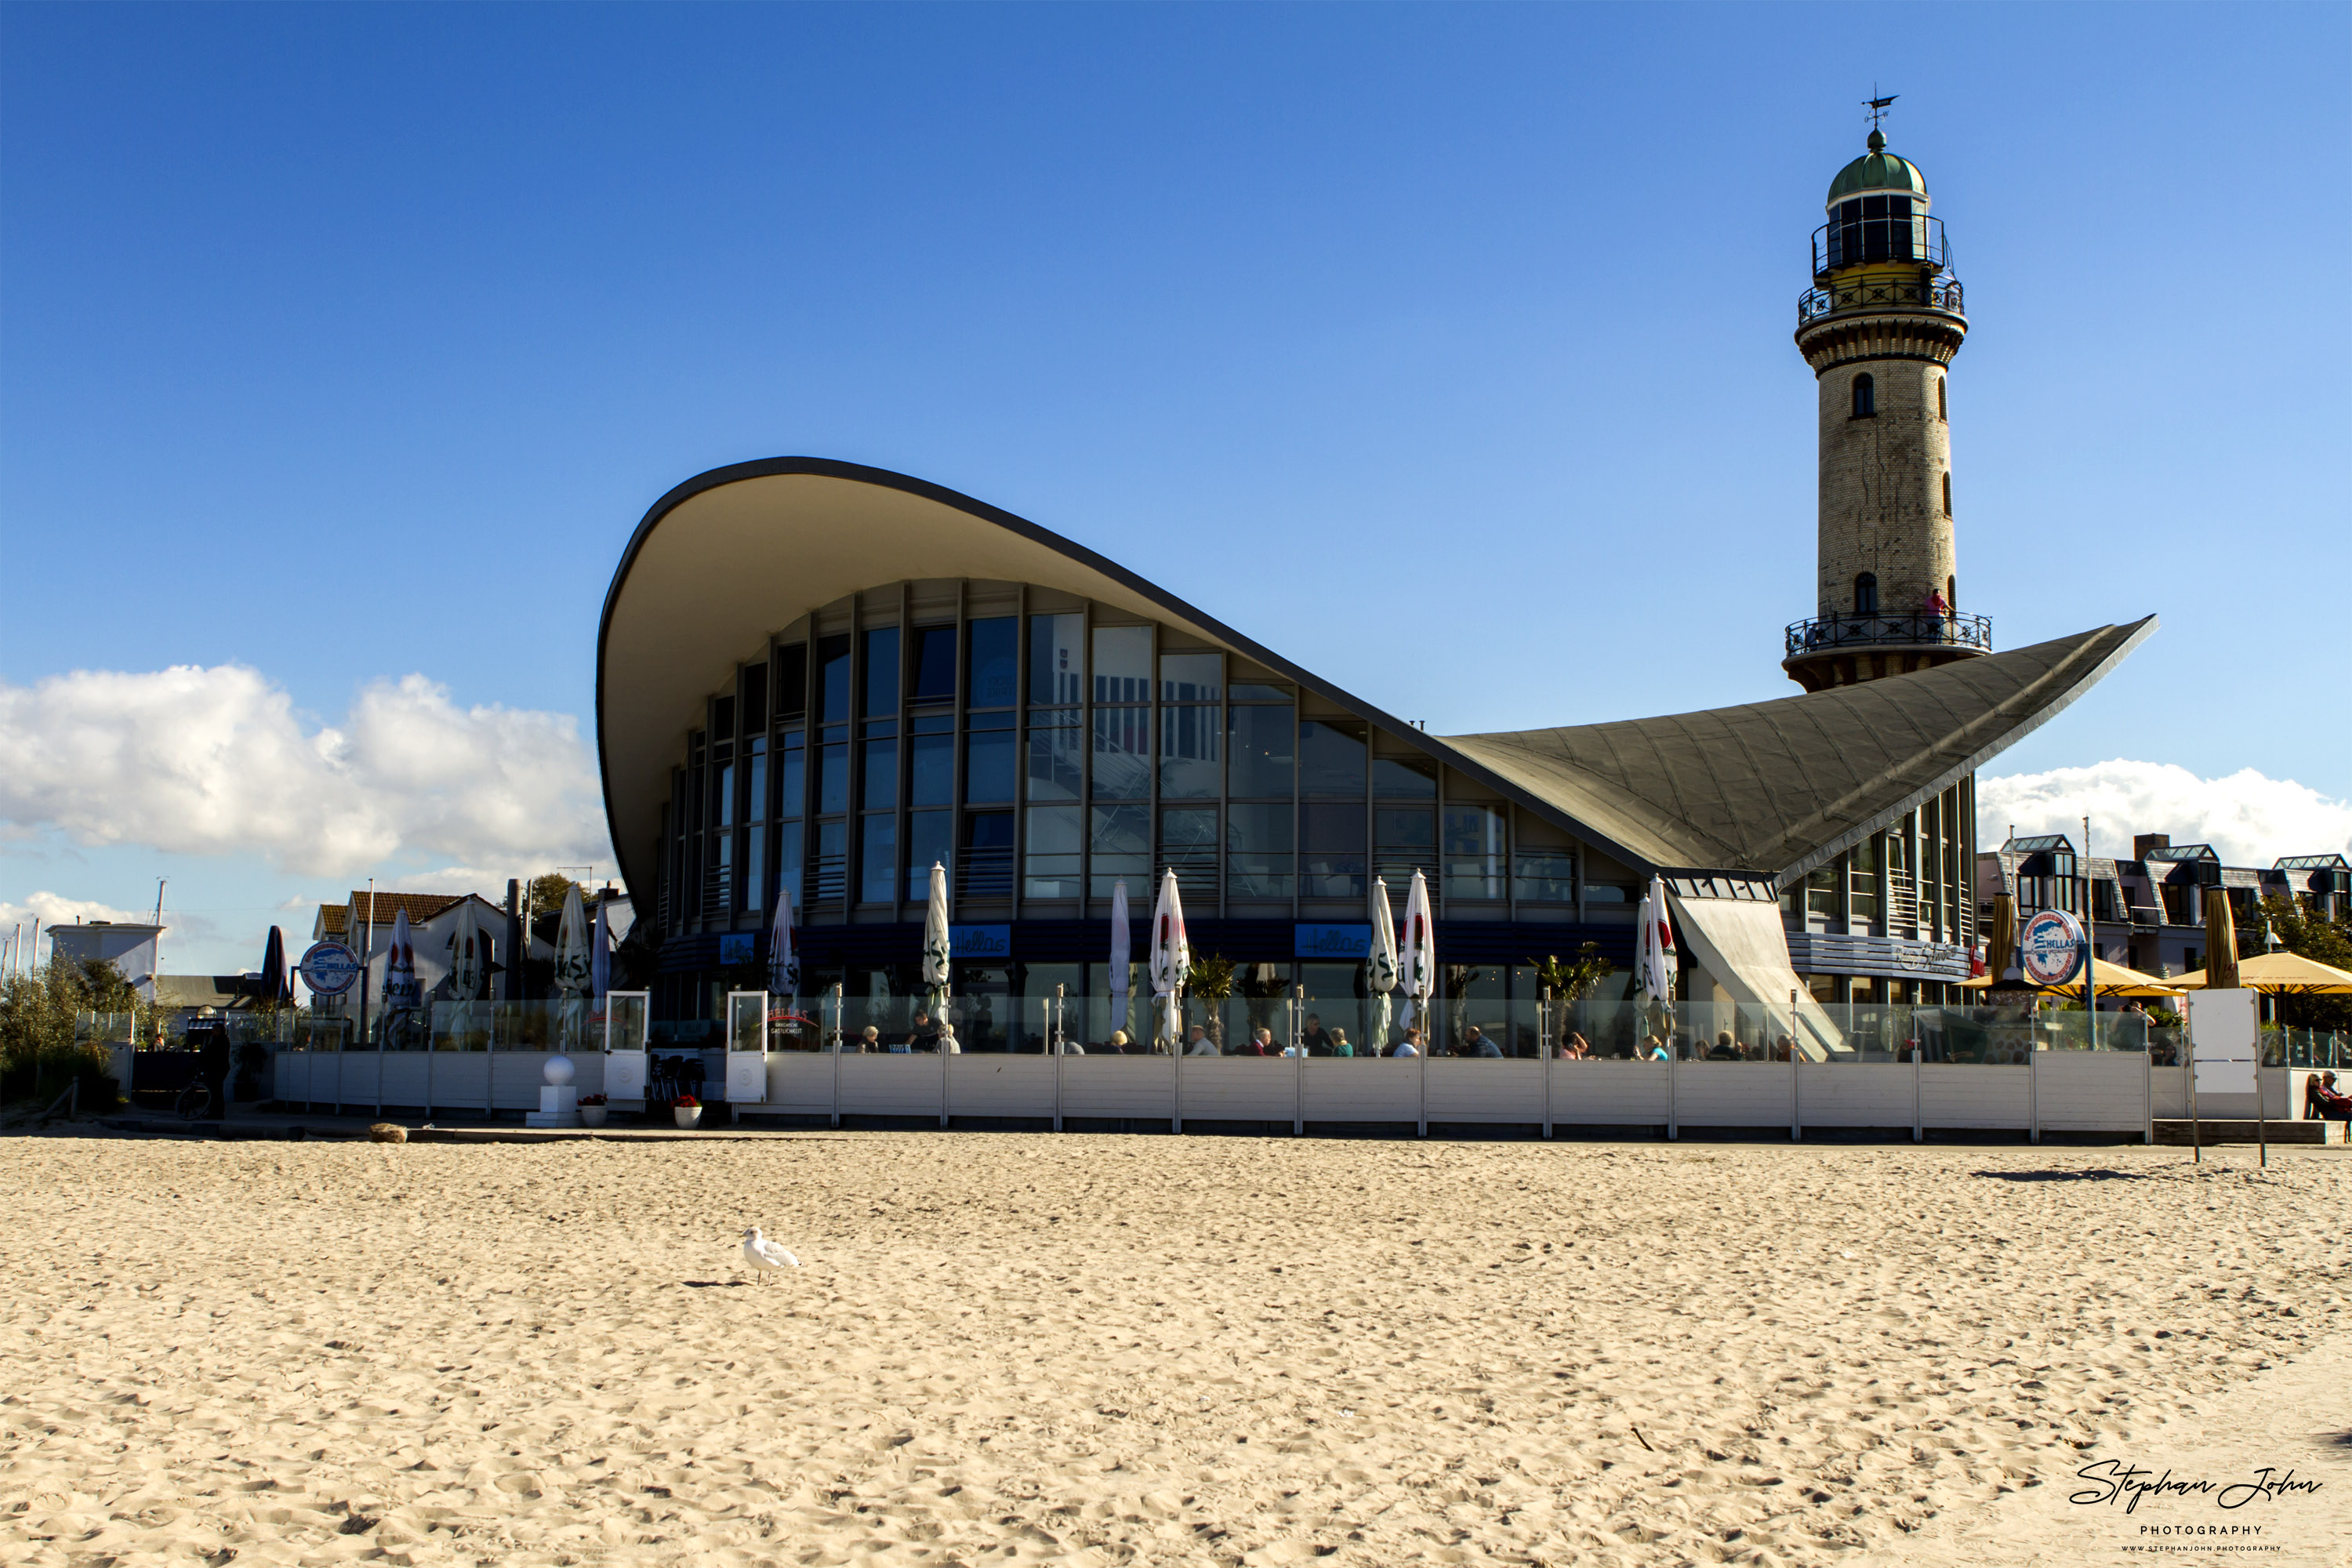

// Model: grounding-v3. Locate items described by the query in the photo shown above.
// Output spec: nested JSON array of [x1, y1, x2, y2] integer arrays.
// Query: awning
[[1962, 957, 2181, 997], [2169, 950, 2352, 994], [1666, 892, 1846, 1060]]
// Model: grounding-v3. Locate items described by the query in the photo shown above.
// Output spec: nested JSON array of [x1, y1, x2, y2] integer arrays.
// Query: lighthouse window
[[1936, 376, 1947, 420], [1942, 473, 1952, 515], [1853, 573, 1879, 615], [1852, 374, 1876, 418], [1828, 195, 1918, 268]]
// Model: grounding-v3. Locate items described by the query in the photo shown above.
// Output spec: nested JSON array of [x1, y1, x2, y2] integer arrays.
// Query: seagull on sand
[[742, 1227, 800, 1283]]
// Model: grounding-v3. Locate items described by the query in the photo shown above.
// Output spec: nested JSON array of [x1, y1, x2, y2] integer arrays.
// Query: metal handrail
[[1784, 611, 1993, 658], [1798, 274, 1965, 326], [1812, 214, 1950, 276]]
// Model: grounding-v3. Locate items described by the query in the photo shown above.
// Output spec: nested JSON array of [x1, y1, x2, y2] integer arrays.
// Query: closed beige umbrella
[[1986, 893, 2020, 983], [2202, 889, 2240, 992]]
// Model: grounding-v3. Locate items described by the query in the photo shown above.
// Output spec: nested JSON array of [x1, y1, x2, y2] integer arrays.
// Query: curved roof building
[[598, 457, 2151, 1044]]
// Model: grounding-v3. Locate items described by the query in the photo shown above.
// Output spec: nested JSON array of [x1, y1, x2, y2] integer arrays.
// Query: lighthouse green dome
[[1827, 129, 1929, 206]]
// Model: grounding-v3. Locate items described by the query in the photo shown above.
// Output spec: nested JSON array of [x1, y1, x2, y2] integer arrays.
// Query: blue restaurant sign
[[1294, 924, 1373, 960], [717, 933, 756, 967], [950, 924, 1013, 959]]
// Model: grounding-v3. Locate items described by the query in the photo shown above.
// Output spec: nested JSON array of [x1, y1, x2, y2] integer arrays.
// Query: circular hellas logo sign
[[298, 940, 363, 996], [2019, 909, 2087, 988]]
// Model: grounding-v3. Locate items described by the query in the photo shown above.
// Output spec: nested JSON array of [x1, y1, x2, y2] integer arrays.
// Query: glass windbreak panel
[[909, 625, 956, 703], [967, 616, 1018, 708], [906, 810, 953, 901], [1443, 804, 1506, 901], [813, 821, 847, 902], [1299, 720, 1367, 798], [1025, 805, 1083, 899], [746, 738, 768, 823], [727, 992, 768, 1052], [1160, 706, 1221, 799], [960, 812, 1015, 900], [1090, 804, 1149, 898], [716, 760, 736, 827], [1228, 706, 1295, 797], [1226, 804, 1294, 898], [1302, 802, 1367, 898], [778, 733, 804, 819], [965, 717, 1016, 804], [862, 738, 898, 811], [1512, 850, 1575, 904], [1161, 807, 1219, 902], [1160, 652, 1221, 703], [745, 825, 765, 911], [862, 627, 899, 718], [1092, 626, 1152, 703], [1025, 708, 1083, 803], [818, 740, 849, 814], [1029, 613, 1083, 705], [909, 720, 954, 806], [1091, 705, 1151, 800], [859, 816, 897, 903], [816, 634, 852, 723], [1373, 753, 1437, 799]]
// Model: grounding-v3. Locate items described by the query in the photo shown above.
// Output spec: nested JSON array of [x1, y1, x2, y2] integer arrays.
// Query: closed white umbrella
[[553, 884, 593, 1052], [1367, 876, 1399, 1054], [921, 862, 953, 1027], [1634, 874, 1677, 1047], [1148, 869, 1190, 1051], [1399, 869, 1436, 1040], [1108, 879, 1132, 1036], [768, 887, 800, 1012], [445, 904, 483, 1047]]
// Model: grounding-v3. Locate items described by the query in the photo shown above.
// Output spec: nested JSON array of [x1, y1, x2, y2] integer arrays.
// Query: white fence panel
[[766, 1053, 839, 1115], [1676, 1062, 1792, 1126], [2035, 1052, 2148, 1132], [945, 1055, 1054, 1117], [1301, 1058, 1419, 1121], [1795, 1063, 1914, 1128], [842, 1054, 949, 1116], [1180, 1058, 1293, 1121], [1919, 1064, 2031, 1128], [427, 1052, 490, 1110], [1425, 1060, 1544, 1123], [1548, 1061, 1670, 1124], [1062, 1058, 1176, 1120]]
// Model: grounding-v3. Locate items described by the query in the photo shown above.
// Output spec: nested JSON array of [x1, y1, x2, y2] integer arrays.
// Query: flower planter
[[673, 1105, 703, 1129], [579, 1105, 608, 1128]]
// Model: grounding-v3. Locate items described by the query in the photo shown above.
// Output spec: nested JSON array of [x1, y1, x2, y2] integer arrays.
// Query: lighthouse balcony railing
[[1810, 214, 1951, 277], [1797, 275, 1964, 327], [1784, 611, 1993, 658]]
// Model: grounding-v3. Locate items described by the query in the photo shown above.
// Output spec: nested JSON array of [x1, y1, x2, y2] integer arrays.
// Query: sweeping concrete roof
[[598, 459, 2154, 898]]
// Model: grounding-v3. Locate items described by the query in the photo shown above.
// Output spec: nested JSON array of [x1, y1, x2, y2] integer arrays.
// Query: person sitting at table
[[1390, 1026, 1422, 1058], [1328, 1028, 1352, 1057], [1185, 1024, 1218, 1056], [1559, 1032, 1591, 1060], [1238, 1027, 1272, 1058], [1458, 1025, 1503, 1058], [1708, 1031, 1740, 1060], [2304, 1070, 2351, 1120], [936, 1022, 960, 1054], [1300, 1013, 1332, 1056], [907, 1011, 940, 1052], [1105, 1029, 1130, 1054], [857, 1025, 882, 1054]]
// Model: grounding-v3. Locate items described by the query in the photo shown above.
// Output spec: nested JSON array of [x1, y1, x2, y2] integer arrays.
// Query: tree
[[526, 873, 584, 924], [1531, 944, 1617, 1004], [0, 956, 128, 1108], [1187, 953, 1236, 1048]]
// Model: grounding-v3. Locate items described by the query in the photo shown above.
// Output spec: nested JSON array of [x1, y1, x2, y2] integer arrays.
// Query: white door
[[604, 990, 651, 1101], [725, 990, 769, 1104]]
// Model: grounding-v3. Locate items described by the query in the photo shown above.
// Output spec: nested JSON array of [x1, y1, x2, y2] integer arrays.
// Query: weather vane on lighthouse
[[1864, 90, 1899, 136]]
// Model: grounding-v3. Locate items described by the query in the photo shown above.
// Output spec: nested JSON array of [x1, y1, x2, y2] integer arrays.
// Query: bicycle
[[175, 1073, 220, 1123]]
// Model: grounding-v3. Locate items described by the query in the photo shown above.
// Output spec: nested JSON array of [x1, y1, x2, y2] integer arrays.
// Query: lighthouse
[[1783, 118, 1989, 691]]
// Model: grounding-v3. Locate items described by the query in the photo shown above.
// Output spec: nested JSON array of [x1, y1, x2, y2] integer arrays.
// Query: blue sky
[[2, 2, 2346, 975]]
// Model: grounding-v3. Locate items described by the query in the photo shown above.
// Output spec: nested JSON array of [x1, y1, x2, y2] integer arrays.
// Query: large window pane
[[1160, 807, 1218, 905], [1160, 705, 1221, 799], [1443, 804, 1506, 902], [859, 816, 897, 904], [1025, 709, 1082, 803], [776, 822, 804, 914], [1228, 706, 1295, 797], [772, 644, 808, 720], [909, 724, 955, 807], [862, 627, 899, 719], [862, 738, 898, 811], [814, 821, 847, 903], [1226, 804, 1294, 899], [965, 720, 1015, 804], [746, 739, 768, 823], [1512, 851, 1575, 904], [818, 742, 848, 815], [1372, 753, 1437, 799], [1160, 652, 1221, 703], [745, 825, 764, 911], [1302, 802, 1367, 898], [1091, 706, 1150, 800], [1375, 806, 1436, 853], [716, 760, 736, 827], [777, 733, 804, 819], [1029, 614, 1084, 706], [1090, 804, 1149, 898], [960, 812, 1014, 900], [1091, 626, 1152, 703], [1025, 805, 1083, 899], [967, 617, 1018, 708], [906, 811, 953, 902], [1299, 720, 1367, 798], [816, 634, 852, 724], [909, 626, 956, 702]]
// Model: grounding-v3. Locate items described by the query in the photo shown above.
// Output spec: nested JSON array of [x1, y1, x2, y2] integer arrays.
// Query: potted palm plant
[[671, 1092, 701, 1130], [578, 1092, 608, 1128]]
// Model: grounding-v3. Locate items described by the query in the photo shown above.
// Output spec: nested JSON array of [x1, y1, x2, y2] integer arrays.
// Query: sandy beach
[[2, 1131, 2344, 1567]]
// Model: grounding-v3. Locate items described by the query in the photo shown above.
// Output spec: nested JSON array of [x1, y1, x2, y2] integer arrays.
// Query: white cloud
[[1977, 760, 2352, 867], [0, 666, 609, 880]]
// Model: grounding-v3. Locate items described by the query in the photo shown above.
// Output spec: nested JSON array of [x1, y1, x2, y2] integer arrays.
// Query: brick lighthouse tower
[[1782, 113, 1991, 691]]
